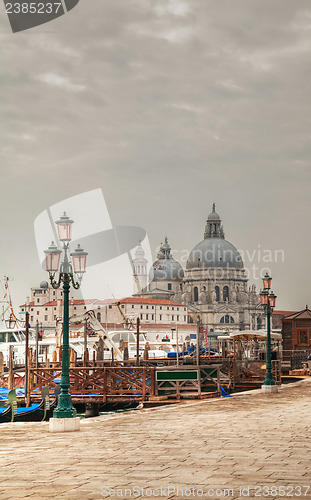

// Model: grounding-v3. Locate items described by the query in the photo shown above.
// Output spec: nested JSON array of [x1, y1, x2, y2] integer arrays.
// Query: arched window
[[257, 317, 261, 330], [220, 315, 235, 324], [223, 286, 229, 301], [215, 286, 220, 302], [97, 312, 101, 322], [194, 286, 199, 302]]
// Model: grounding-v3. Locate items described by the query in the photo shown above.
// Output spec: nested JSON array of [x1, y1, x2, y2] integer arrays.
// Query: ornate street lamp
[[259, 273, 278, 392], [44, 213, 88, 420]]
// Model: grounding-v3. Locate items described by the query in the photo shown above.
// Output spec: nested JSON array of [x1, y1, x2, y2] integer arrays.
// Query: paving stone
[[1, 379, 311, 498]]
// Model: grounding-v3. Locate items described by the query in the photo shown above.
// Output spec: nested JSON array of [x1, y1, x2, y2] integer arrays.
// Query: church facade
[[133, 205, 264, 332]]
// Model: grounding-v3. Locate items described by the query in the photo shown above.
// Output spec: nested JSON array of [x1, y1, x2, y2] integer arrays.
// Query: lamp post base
[[53, 393, 77, 419], [49, 417, 80, 433], [261, 384, 278, 394]]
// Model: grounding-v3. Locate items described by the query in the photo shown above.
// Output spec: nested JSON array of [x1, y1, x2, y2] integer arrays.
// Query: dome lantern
[[204, 203, 225, 239]]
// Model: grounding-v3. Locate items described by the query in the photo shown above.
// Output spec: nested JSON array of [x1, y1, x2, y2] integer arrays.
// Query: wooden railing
[[28, 366, 156, 402], [0, 368, 25, 389]]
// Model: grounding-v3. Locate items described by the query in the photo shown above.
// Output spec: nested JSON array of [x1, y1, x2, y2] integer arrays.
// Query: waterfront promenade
[[0, 379, 311, 499]]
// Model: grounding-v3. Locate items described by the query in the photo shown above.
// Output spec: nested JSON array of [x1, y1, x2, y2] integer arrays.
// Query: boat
[[0, 387, 59, 423]]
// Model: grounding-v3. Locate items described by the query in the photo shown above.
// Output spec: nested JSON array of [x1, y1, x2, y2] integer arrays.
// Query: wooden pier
[[28, 365, 156, 405]]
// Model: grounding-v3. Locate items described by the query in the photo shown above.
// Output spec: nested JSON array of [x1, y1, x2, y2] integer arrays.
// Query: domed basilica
[[133, 205, 264, 331]]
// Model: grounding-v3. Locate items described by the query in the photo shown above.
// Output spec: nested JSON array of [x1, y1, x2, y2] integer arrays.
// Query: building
[[20, 282, 193, 339], [272, 310, 297, 329], [139, 204, 264, 332], [282, 307, 311, 361]]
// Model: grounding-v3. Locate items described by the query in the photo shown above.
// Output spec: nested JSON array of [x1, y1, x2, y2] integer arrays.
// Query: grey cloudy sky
[[0, 0, 310, 310]]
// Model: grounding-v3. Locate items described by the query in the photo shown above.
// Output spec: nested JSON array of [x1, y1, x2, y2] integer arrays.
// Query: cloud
[[0, 0, 311, 309], [154, 0, 190, 17], [38, 73, 86, 91]]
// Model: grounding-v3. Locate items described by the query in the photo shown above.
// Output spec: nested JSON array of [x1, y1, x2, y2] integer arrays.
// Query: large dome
[[187, 204, 244, 269], [186, 238, 244, 270], [149, 237, 184, 282]]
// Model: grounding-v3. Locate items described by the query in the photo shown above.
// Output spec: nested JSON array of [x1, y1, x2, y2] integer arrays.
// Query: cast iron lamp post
[[259, 273, 277, 390], [44, 212, 88, 418]]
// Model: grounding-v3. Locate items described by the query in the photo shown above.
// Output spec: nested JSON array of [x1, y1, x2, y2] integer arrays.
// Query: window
[[215, 286, 220, 302], [152, 306, 154, 310], [177, 316, 179, 321], [146, 314, 149, 320], [168, 283, 172, 290], [132, 305, 134, 309], [97, 312, 101, 322], [180, 284, 182, 290], [298, 330, 308, 345], [152, 314, 154, 320], [109, 305, 112, 309], [84, 306, 86, 310], [53, 291, 56, 296], [146, 306, 148, 309], [37, 311, 39, 316], [172, 307, 174, 310], [223, 286, 229, 301], [121, 305, 125, 308], [31, 308, 33, 312], [194, 286, 199, 302], [74, 307, 76, 310], [140, 314, 143, 320], [141, 305, 143, 309], [37, 298, 40, 303], [220, 315, 235, 324], [160, 315, 162, 320], [184, 316, 186, 321], [45, 308, 48, 311], [184, 308, 186, 311], [172, 315, 174, 321], [44, 315, 48, 321], [160, 306, 162, 310], [54, 315, 56, 320], [31, 316, 33, 322]]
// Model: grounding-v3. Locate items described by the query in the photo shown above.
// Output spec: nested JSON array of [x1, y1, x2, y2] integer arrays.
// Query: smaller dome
[[208, 203, 220, 220], [150, 237, 184, 282], [40, 281, 49, 289], [208, 211, 220, 220]]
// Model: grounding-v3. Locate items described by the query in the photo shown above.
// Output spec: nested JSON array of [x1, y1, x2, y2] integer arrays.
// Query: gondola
[[0, 387, 59, 423]]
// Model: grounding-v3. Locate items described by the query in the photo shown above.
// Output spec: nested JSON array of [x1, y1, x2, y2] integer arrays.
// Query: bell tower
[[132, 241, 148, 294]]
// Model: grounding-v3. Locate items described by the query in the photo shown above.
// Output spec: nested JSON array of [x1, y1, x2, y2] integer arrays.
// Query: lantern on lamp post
[[259, 273, 278, 392], [44, 213, 87, 420]]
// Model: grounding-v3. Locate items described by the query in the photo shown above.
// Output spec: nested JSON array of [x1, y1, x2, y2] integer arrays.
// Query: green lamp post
[[44, 212, 88, 418], [259, 273, 277, 391]]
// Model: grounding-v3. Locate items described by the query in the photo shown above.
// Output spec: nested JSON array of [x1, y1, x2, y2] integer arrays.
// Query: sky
[[0, 0, 310, 311]]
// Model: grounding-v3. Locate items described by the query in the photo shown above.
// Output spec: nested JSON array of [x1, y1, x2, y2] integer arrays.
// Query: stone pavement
[[0, 379, 311, 500]]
